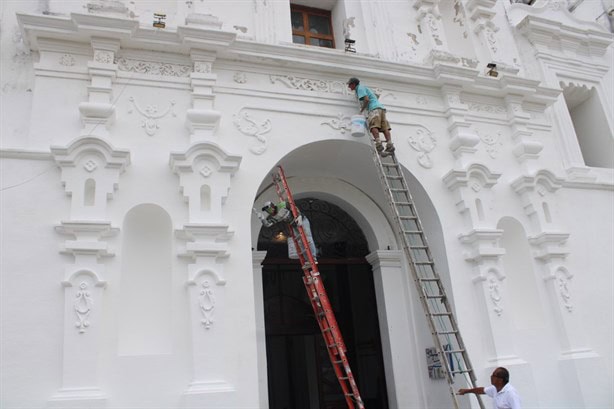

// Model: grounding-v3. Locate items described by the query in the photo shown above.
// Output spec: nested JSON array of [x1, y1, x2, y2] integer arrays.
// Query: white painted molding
[[509, 1, 613, 58]]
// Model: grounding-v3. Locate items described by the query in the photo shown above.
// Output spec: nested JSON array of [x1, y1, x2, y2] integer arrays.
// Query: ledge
[[16, 12, 562, 107]]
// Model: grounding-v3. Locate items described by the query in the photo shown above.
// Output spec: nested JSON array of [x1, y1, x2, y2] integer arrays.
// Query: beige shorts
[[367, 108, 391, 131]]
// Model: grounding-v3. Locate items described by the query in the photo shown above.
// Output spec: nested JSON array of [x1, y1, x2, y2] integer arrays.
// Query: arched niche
[[118, 203, 173, 356]]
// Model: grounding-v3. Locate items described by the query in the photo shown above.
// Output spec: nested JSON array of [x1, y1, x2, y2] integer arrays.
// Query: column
[[49, 138, 130, 406], [366, 250, 427, 409]]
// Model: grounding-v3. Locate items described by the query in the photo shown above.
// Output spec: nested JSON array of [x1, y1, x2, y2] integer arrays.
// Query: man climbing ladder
[[258, 166, 365, 409]]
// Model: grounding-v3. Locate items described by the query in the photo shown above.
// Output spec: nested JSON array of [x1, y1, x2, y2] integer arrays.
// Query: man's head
[[262, 201, 277, 215], [347, 77, 360, 91], [490, 367, 509, 391]]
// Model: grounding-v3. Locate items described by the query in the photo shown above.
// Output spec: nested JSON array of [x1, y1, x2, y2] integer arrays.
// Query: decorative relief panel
[[556, 271, 573, 312], [467, 102, 506, 114], [408, 127, 437, 168], [116, 57, 191, 77], [59, 54, 76, 66], [270, 75, 351, 95], [74, 282, 94, 333], [321, 113, 351, 135], [194, 61, 212, 73], [476, 129, 503, 158], [233, 109, 272, 155], [199, 280, 216, 329], [128, 96, 176, 136], [488, 273, 504, 316], [233, 72, 247, 84], [94, 50, 114, 64]]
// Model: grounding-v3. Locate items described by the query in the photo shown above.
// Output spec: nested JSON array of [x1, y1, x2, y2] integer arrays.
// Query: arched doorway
[[258, 198, 389, 409]]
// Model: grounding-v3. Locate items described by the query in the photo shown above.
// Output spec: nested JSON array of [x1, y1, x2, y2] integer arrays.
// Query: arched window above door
[[257, 198, 369, 259]]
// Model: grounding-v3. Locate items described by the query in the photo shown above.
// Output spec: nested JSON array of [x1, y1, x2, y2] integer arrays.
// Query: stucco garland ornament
[[128, 96, 176, 136], [74, 282, 93, 333], [233, 109, 271, 155], [488, 276, 503, 316], [199, 281, 215, 329], [408, 127, 437, 168], [321, 113, 351, 134]]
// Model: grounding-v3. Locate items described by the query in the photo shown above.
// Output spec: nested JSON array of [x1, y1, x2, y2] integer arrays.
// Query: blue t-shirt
[[355, 84, 385, 112]]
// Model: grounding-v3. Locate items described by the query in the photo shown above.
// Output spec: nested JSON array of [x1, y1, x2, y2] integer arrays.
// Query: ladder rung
[[425, 294, 445, 299], [403, 229, 423, 233], [382, 163, 399, 168], [394, 201, 413, 206], [414, 261, 434, 265], [444, 349, 466, 354], [451, 369, 472, 374], [410, 245, 429, 249], [386, 175, 403, 180], [437, 330, 458, 335], [430, 312, 452, 316], [399, 216, 418, 220], [419, 277, 440, 282], [390, 188, 408, 192]]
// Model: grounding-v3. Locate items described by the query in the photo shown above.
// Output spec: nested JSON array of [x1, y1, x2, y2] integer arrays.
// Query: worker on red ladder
[[256, 200, 317, 262]]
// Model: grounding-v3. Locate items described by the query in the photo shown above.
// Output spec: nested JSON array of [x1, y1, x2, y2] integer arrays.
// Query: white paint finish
[[1, 1, 613, 408]]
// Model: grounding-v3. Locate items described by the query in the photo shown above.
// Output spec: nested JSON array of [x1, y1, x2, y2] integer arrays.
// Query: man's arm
[[457, 387, 485, 395], [359, 96, 370, 113]]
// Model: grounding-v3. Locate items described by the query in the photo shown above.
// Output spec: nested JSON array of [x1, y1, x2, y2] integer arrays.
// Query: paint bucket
[[350, 115, 367, 137]]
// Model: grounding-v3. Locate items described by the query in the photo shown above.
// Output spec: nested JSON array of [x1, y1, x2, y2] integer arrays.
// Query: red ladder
[[271, 165, 365, 409]]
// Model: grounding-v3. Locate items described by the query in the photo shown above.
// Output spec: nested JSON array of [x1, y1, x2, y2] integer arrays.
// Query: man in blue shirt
[[347, 77, 394, 155]]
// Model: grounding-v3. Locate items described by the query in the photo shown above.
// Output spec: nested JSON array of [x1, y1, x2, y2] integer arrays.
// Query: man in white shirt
[[458, 367, 522, 409]]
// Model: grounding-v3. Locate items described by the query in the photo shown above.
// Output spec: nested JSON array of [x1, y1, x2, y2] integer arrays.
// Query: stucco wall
[[1, 0, 613, 408]]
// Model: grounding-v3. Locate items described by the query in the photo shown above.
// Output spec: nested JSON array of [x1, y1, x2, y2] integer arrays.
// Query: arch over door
[[258, 198, 389, 409]]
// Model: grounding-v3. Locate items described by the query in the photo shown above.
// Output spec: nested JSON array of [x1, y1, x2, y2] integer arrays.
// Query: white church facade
[[1, 0, 613, 408]]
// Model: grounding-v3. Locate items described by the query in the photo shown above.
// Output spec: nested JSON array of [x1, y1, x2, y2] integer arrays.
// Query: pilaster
[[505, 94, 543, 170], [442, 162, 502, 229], [465, 0, 519, 74], [366, 250, 426, 409], [79, 38, 120, 136], [252, 250, 269, 409], [441, 85, 480, 166], [170, 139, 241, 403], [458, 229, 525, 366], [49, 137, 129, 406]]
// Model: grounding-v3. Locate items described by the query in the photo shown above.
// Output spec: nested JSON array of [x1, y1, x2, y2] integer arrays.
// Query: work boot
[[385, 142, 395, 153], [375, 140, 384, 152]]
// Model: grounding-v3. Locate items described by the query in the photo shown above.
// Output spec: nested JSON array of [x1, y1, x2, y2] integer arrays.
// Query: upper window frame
[[290, 4, 335, 49]]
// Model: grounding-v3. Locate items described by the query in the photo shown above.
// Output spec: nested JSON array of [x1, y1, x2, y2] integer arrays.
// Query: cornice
[[509, 2, 613, 58], [0, 148, 53, 160], [17, 12, 561, 107]]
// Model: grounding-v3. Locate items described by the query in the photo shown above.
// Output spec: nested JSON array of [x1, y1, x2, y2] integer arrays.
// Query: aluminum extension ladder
[[372, 145, 485, 409], [271, 166, 365, 409]]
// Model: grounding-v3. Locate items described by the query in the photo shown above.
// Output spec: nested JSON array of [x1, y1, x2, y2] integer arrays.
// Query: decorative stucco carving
[[467, 102, 506, 114], [194, 61, 212, 73], [557, 272, 573, 312], [270, 75, 350, 95], [408, 127, 437, 168], [343, 17, 356, 39], [74, 282, 93, 333], [233, 109, 271, 155], [233, 72, 247, 84], [60, 54, 76, 66], [321, 113, 351, 135], [488, 274, 503, 316], [83, 159, 98, 172], [199, 280, 215, 329], [128, 96, 176, 136], [116, 57, 191, 77], [94, 50, 114, 64], [476, 129, 503, 158]]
